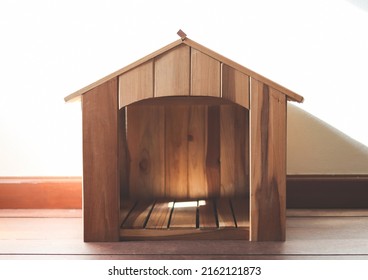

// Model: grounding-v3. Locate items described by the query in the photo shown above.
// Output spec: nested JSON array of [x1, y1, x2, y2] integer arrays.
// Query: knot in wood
[[139, 158, 150, 173]]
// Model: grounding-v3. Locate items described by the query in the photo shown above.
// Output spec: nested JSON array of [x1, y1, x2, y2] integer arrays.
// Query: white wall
[[0, 0, 367, 176], [287, 104, 368, 174]]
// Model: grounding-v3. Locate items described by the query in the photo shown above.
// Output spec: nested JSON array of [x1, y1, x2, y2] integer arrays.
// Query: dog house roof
[[64, 34, 303, 104]]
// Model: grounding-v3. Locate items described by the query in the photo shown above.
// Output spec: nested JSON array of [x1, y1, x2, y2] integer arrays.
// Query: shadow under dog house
[[65, 32, 304, 242]]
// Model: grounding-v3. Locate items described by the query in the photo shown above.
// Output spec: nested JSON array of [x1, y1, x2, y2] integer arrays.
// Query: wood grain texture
[[206, 106, 221, 197], [126, 105, 165, 199], [191, 49, 221, 97], [82, 78, 120, 242], [145, 200, 172, 229], [170, 201, 197, 229], [198, 200, 217, 228], [65, 38, 303, 104], [5, 210, 368, 258], [123, 96, 234, 106], [119, 60, 153, 108], [165, 105, 189, 198], [232, 199, 249, 227], [122, 201, 153, 229], [184, 38, 303, 103], [250, 78, 286, 241], [222, 64, 250, 109], [124, 103, 247, 200], [119, 198, 248, 239], [119, 108, 130, 201], [120, 228, 249, 241], [187, 105, 208, 198], [220, 105, 249, 197], [155, 44, 190, 97], [65, 39, 183, 102], [216, 199, 236, 228], [120, 200, 135, 225]]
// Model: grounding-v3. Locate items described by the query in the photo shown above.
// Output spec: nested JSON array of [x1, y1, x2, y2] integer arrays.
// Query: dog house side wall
[[82, 78, 120, 242], [250, 78, 287, 241]]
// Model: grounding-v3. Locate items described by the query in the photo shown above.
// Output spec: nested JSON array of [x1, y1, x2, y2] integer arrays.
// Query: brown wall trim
[[287, 175, 368, 209], [0, 177, 82, 209], [0, 175, 367, 209]]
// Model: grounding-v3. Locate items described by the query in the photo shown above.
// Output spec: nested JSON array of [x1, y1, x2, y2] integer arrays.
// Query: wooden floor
[[1, 209, 368, 259], [120, 198, 249, 240]]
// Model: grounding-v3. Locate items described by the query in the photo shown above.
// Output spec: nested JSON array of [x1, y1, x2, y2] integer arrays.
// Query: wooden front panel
[[82, 78, 120, 242], [222, 64, 250, 109], [126, 105, 165, 199], [119, 60, 153, 108], [123, 102, 249, 200], [250, 78, 286, 241], [191, 49, 221, 97], [155, 44, 190, 97]]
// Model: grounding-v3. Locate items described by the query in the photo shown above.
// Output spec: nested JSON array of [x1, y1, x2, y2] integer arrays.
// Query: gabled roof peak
[[177, 29, 187, 41], [65, 35, 303, 103]]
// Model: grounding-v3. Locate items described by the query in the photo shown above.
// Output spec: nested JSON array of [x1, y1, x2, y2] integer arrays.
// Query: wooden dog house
[[65, 33, 303, 242]]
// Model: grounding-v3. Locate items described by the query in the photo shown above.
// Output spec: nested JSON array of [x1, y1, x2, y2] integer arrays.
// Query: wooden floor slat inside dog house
[[120, 198, 249, 240]]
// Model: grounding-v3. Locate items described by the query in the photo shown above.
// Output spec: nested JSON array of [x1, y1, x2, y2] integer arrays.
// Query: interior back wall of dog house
[[0, 0, 367, 177]]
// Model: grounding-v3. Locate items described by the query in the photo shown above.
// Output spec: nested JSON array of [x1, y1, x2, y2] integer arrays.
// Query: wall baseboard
[[1, 175, 367, 209], [287, 175, 368, 209], [0, 177, 82, 209]]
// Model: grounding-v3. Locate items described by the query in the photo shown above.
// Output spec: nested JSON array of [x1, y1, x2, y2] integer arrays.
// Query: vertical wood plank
[[250, 78, 286, 241], [119, 60, 153, 108], [165, 105, 189, 199], [126, 105, 165, 199], [222, 64, 250, 109], [221, 104, 249, 198], [220, 105, 236, 197], [82, 78, 120, 242], [238, 106, 250, 197], [233, 105, 249, 197], [188, 105, 208, 198], [155, 45, 190, 97], [206, 106, 221, 197], [191, 49, 221, 97]]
